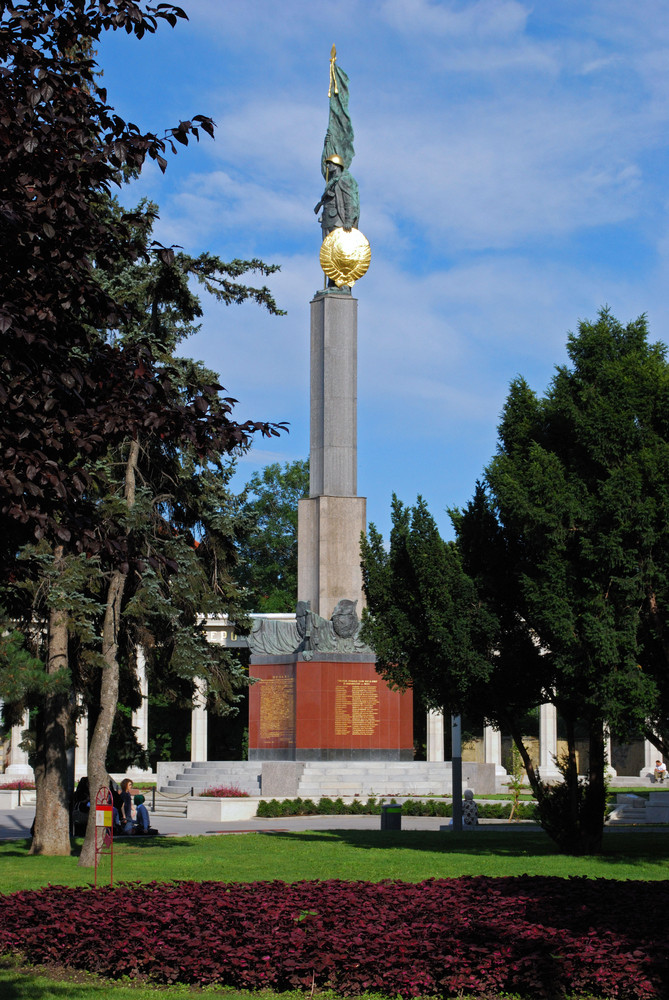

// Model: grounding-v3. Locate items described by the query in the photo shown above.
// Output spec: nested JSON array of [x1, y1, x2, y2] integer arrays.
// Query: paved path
[[0, 806, 545, 840], [4, 807, 655, 841]]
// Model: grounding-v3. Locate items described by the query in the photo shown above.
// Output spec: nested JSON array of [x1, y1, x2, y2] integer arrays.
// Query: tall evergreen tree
[[362, 311, 669, 854], [361, 496, 496, 712], [482, 310, 668, 852]]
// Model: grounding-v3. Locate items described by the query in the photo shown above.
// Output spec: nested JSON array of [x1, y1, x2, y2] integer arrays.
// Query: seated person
[[71, 776, 90, 836], [462, 788, 479, 830], [110, 778, 124, 834], [72, 776, 90, 811], [119, 777, 136, 834], [654, 760, 667, 783], [133, 793, 151, 834]]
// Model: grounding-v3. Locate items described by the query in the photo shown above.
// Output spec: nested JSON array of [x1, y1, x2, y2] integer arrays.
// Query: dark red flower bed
[[1, 877, 667, 998]]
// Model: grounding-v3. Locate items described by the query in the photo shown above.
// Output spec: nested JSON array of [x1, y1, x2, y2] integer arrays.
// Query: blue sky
[[97, 0, 669, 541]]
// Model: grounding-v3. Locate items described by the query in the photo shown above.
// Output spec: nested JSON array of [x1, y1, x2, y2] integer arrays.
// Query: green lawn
[[0, 957, 612, 1000], [1, 957, 366, 1000], [1, 827, 669, 894], [0, 958, 260, 1000]]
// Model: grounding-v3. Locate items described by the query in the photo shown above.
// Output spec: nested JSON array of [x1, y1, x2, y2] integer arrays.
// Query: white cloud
[[100, 1, 669, 540], [380, 0, 531, 39]]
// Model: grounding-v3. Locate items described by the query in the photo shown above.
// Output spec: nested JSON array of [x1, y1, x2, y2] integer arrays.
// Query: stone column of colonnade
[[425, 710, 507, 780], [190, 677, 208, 763], [538, 702, 560, 781], [426, 709, 444, 762], [483, 723, 508, 785], [423, 704, 630, 783], [604, 728, 617, 778], [3, 708, 34, 778], [43, 651, 211, 780], [130, 648, 153, 774], [74, 704, 88, 779]]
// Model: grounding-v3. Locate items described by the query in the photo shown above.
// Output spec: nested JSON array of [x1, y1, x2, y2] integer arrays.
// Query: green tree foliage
[[362, 310, 669, 855], [481, 309, 668, 853], [451, 482, 549, 737], [0, 2, 285, 855], [236, 460, 309, 612], [360, 495, 496, 712]]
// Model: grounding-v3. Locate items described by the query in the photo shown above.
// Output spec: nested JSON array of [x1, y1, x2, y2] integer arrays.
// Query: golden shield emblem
[[320, 227, 371, 288]]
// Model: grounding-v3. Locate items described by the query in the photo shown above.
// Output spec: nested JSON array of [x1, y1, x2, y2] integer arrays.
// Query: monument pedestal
[[249, 654, 413, 762]]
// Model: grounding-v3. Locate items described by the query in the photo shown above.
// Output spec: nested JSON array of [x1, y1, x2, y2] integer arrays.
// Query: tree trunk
[[564, 716, 580, 834], [31, 548, 74, 856], [582, 720, 606, 854], [504, 713, 542, 796], [79, 439, 139, 867], [531, 709, 606, 855], [643, 726, 669, 760]]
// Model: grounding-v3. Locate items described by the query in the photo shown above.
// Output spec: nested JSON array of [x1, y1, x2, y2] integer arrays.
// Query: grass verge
[[1, 828, 669, 894], [0, 956, 613, 1000]]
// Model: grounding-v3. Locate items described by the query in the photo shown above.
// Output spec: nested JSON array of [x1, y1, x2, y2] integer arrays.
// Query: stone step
[[175, 767, 261, 778], [169, 768, 260, 779], [167, 774, 261, 788], [158, 760, 461, 801], [187, 761, 260, 771], [162, 776, 261, 796]]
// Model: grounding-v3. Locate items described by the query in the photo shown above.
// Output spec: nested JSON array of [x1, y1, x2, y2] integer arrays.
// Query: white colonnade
[[1, 623, 663, 780]]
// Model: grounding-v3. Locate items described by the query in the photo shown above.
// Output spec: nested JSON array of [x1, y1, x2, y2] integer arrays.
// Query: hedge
[[256, 796, 537, 820]]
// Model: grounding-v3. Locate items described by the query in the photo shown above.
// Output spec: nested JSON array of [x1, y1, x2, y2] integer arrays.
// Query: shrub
[[0, 878, 665, 998], [0, 781, 35, 790], [256, 798, 281, 817], [253, 796, 538, 820]]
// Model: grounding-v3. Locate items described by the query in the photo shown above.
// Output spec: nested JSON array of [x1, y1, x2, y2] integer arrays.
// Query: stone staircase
[[157, 760, 492, 799], [159, 761, 262, 797], [295, 761, 453, 798], [607, 791, 669, 824]]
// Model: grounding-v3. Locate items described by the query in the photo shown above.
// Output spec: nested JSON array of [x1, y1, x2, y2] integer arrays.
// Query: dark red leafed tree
[[0, 2, 282, 854]]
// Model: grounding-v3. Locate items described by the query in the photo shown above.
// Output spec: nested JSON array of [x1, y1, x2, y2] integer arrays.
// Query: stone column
[[539, 702, 561, 780], [131, 647, 152, 775], [641, 738, 657, 778], [604, 728, 617, 778], [190, 677, 208, 763], [309, 291, 357, 498], [484, 724, 502, 767], [74, 707, 88, 780], [5, 710, 34, 778], [297, 290, 367, 619], [426, 710, 444, 761], [483, 723, 507, 786]]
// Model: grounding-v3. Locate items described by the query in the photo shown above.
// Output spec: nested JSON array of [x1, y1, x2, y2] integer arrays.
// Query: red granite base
[[248, 657, 413, 760]]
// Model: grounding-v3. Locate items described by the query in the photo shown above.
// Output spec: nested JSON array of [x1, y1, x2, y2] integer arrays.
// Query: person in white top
[[654, 760, 667, 783]]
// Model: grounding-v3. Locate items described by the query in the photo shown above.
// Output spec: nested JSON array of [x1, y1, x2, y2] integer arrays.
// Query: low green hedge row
[[256, 796, 538, 819]]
